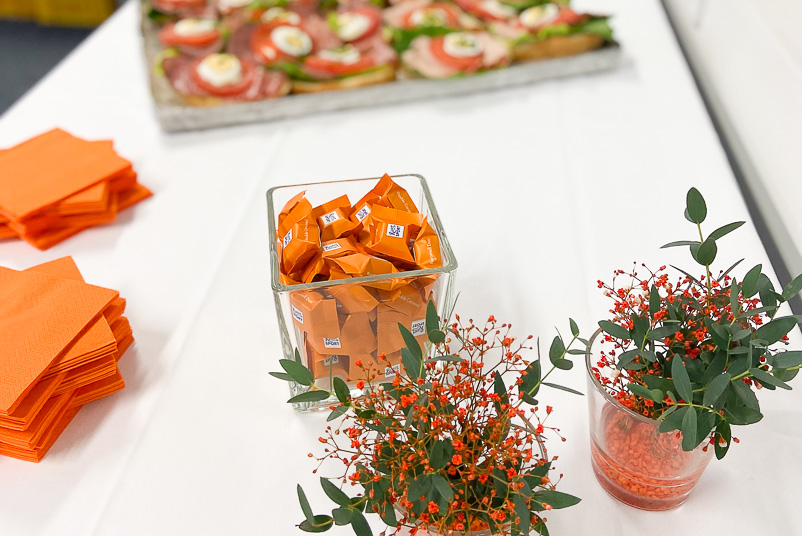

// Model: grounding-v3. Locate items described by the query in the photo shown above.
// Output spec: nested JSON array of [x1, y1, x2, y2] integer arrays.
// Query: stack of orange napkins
[[0, 129, 152, 250], [0, 257, 133, 462]]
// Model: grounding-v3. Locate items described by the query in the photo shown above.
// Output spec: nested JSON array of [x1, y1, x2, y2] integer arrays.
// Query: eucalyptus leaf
[[542, 382, 583, 396], [349, 510, 373, 536], [398, 323, 422, 361], [685, 187, 707, 223], [288, 390, 331, 404], [772, 351, 802, 368], [708, 221, 745, 241], [569, 318, 580, 337], [695, 238, 717, 266], [672, 357, 693, 402], [598, 320, 630, 340], [714, 419, 731, 460], [749, 367, 791, 390], [703, 372, 732, 407], [782, 274, 802, 301], [298, 515, 334, 533], [280, 359, 314, 387], [297, 485, 315, 523], [681, 406, 698, 451], [320, 478, 350, 507], [333, 377, 350, 404], [660, 240, 700, 249], [742, 264, 763, 298]]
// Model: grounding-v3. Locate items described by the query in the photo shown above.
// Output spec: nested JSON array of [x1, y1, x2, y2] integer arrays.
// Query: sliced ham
[[382, 0, 430, 28], [489, 20, 527, 41], [175, 37, 224, 58], [287, 0, 320, 17], [401, 35, 461, 78], [163, 54, 289, 101], [151, 0, 217, 19], [302, 15, 343, 51], [475, 31, 511, 67], [402, 32, 509, 78], [227, 23, 258, 62]]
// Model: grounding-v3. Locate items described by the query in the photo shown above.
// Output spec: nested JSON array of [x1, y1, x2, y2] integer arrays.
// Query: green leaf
[[542, 382, 583, 396], [695, 410, 716, 448], [730, 281, 741, 315], [379, 502, 397, 526], [513, 493, 530, 535], [280, 359, 314, 387], [332, 507, 352, 526], [647, 325, 679, 341], [430, 474, 454, 503], [755, 316, 797, 345], [718, 258, 745, 281], [598, 320, 630, 340], [659, 405, 687, 433], [569, 318, 579, 337], [749, 367, 791, 390], [549, 335, 565, 364], [425, 300, 439, 334], [429, 439, 453, 471], [725, 405, 763, 425], [661, 240, 700, 249], [401, 348, 422, 382], [349, 510, 373, 536], [297, 485, 315, 523], [685, 187, 707, 223], [327, 405, 348, 422], [398, 323, 422, 361], [299, 515, 334, 533], [782, 274, 802, 301], [708, 221, 745, 241], [649, 285, 660, 317], [672, 357, 693, 402], [616, 349, 641, 369], [288, 390, 331, 403], [320, 478, 350, 507], [532, 489, 582, 509], [428, 329, 446, 344], [703, 372, 731, 407], [407, 475, 432, 502], [694, 238, 717, 266], [628, 383, 661, 402], [333, 377, 350, 404], [714, 419, 731, 460], [269, 371, 294, 382], [656, 404, 678, 423], [681, 406, 698, 451], [742, 264, 762, 298], [772, 351, 802, 368]]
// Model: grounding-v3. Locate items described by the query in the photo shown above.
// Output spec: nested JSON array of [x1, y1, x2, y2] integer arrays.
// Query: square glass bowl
[[267, 174, 458, 411]]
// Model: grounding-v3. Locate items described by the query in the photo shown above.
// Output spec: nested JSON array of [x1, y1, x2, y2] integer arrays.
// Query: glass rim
[[266, 173, 458, 293], [585, 328, 664, 426]]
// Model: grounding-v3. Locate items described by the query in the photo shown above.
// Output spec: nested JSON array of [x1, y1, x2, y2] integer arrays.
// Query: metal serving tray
[[141, 11, 622, 132]]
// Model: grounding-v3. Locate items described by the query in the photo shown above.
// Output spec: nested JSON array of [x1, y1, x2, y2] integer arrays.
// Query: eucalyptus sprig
[[592, 187, 802, 459], [273, 301, 584, 535]]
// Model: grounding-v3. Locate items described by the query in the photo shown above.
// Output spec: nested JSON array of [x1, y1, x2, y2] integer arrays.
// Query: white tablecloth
[[1, 0, 800, 534]]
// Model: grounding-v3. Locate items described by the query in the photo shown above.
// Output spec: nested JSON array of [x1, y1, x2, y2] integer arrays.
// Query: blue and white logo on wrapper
[[411, 319, 426, 337], [387, 224, 404, 239], [292, 305, 304, 324]]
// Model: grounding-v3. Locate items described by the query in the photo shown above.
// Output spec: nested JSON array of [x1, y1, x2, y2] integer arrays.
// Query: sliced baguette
[[513, 33, 605, 62], [291, 64, 396, 94]]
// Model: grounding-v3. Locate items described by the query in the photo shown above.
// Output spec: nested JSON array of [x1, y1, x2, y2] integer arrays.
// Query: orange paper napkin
[[0, 129, 152, 250], [0, 257, 133, 461]]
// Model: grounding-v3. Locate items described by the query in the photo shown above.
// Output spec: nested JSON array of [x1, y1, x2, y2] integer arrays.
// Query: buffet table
[[1, 0, 800, 534]]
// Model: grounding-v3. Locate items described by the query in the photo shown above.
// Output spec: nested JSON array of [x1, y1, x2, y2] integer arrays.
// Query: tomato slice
[[304, 54, 375, 76], [250, 22, 311, 64], [429, 35, 483, 72], [190, 56, 256, 96], [553, 8, 587, 26], [335, 8, 381, 42], [453, 0, 513, 22], [401, 4, 461, 29], [159, 23, 221, 47]]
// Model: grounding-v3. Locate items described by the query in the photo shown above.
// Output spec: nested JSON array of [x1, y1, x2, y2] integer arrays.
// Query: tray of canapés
[[142, 0, 620, 130]]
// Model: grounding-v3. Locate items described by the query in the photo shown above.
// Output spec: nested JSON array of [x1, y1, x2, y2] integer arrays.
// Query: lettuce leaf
[[390, 26, 456, 53]]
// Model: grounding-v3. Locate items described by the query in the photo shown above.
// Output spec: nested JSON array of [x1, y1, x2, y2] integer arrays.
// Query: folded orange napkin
[[0, 257, 134, 462], [0, 129, 152, 250]]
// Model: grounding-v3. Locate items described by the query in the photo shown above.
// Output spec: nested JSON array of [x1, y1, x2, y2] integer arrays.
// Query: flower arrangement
[[272, 301, 584, 535], [591, 187, 802, 459]]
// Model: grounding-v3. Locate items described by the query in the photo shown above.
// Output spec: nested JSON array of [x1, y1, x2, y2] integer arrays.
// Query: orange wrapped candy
[[413, 219, 443, 270], [313, 195, 358, 242], [328, 283, 379, 315], [373, 173, 419, 213], [364, 205, 424, 265], [278, 190, 307, 228], [321, 237, 359, 259]]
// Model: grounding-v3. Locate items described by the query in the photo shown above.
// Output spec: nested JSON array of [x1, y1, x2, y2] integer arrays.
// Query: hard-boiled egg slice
[[519, 3, 559, 28], [271, 25, 313, 57], [335, 12, 372, 41], [173, 18, 217, 36], [196, 53, 243, 86], [410, 7, 448, 27], [261, 7, 301, 25], [443, 32, 483, 57], [479, 0, 516, 20], [317, 45, 361, 65]]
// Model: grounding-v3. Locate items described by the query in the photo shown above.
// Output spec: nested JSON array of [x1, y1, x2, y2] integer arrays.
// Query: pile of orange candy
[[276, 175, 444, 381]]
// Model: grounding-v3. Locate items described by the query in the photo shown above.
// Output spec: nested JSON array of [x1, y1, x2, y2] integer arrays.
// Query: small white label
[[323, 337, 342, 349], [323, 355, 340, 366], [292, 305, 304, 324], [355, 205, 371, 222], [387, 223, 404, 239], [321, 211, 340, 225], [384, 364, 401, 378], [322, 242, 342, 252], [411, 319, 426, 337], [283, 230, 292, 247]]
